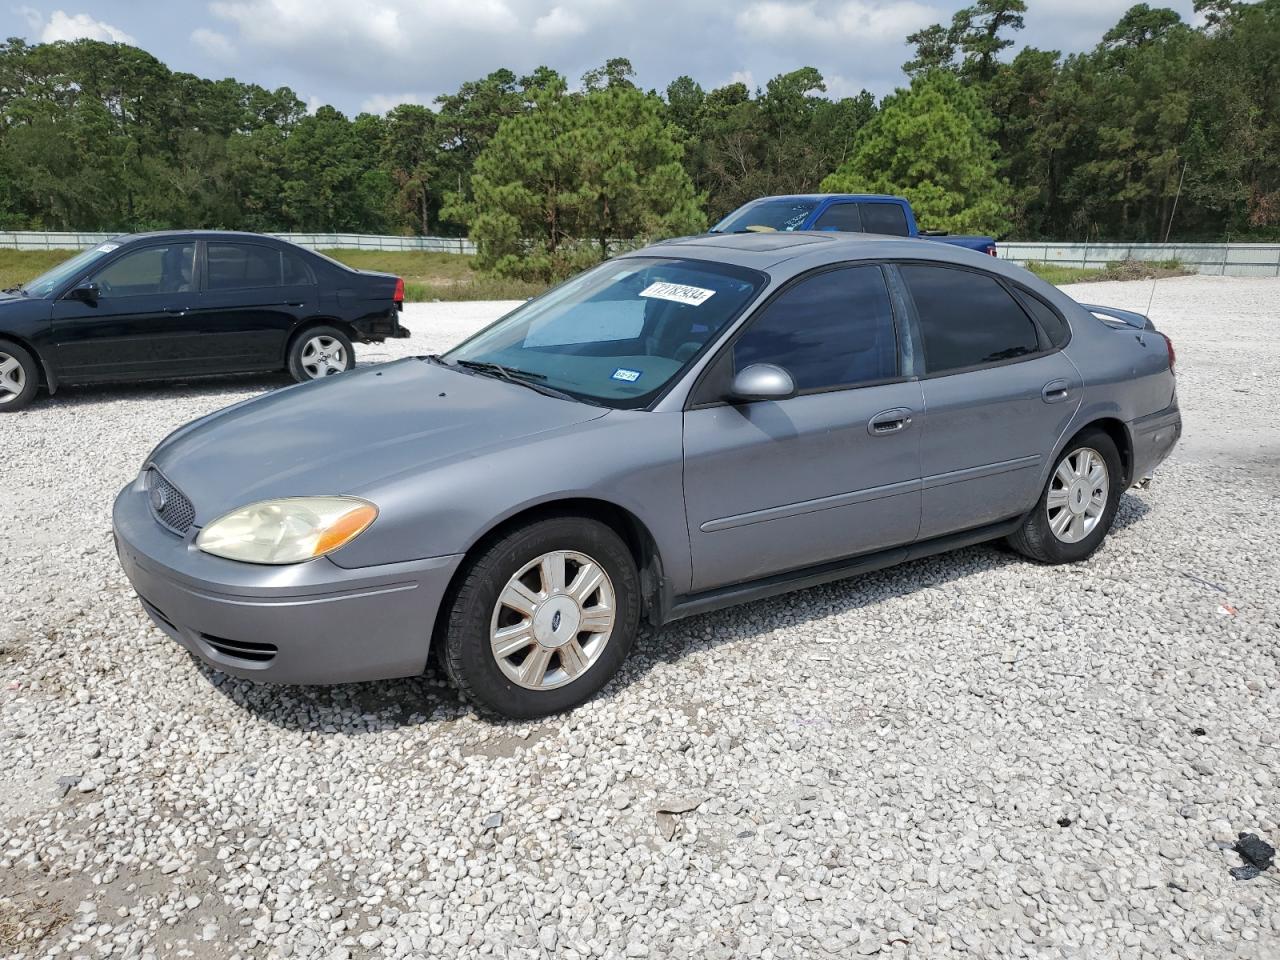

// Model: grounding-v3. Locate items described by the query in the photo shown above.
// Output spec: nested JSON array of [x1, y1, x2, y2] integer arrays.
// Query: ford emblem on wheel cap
[[551, 610, 562, 632]]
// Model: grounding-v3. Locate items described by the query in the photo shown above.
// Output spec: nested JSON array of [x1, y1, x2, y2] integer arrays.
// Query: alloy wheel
[[489, 550, 616, 691], [0, 352, 26, 405], [299, 336, 348, 379], [1046, 446, 1110, 544]]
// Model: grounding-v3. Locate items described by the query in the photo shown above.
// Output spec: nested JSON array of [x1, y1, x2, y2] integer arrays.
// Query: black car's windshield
[[20, 243, 119, 297], [712, 200, 818, 234], [445, 257, 767, 408]]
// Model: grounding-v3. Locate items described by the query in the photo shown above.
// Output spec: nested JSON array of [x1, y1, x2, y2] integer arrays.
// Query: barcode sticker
[[639, 282, 716, 307]]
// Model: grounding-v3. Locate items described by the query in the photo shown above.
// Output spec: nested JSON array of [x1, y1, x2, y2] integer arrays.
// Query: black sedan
[[0, 231, 409, 411]]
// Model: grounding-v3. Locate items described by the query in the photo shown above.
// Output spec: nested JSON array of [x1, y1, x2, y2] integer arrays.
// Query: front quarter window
[[446, 258, 766, 408]]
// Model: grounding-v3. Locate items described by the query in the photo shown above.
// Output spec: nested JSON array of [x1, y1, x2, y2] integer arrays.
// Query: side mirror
[[727, 363, 796, 403], [68, 282, 100, 303]]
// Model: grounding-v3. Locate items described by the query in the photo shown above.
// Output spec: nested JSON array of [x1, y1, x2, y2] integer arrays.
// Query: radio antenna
[[1148, 158, 1189, 317]]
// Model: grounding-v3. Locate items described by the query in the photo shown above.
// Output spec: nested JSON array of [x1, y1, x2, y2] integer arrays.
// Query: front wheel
[[1008, 428, 1123, 564], [287, 326, 354, 382], [0, 339, 39, 412], [441, 517, 641, 719]]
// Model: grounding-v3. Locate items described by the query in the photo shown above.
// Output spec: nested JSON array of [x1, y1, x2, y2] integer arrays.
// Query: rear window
[[858, 203, 910, 237], [207, 243, 283, 290]]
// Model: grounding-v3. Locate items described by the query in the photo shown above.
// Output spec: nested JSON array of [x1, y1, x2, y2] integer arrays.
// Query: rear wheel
[[1008, 428, 1123, 564], [0, 339, 39, 412], [442, 517, 640, 719], [287, 326, 354, 382]]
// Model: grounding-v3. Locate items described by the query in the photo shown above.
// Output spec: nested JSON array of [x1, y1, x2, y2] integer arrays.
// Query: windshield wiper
[[452, 358, 599, 405]]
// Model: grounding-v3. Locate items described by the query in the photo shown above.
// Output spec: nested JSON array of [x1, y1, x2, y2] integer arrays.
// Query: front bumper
[[113, 479, 462, 685]]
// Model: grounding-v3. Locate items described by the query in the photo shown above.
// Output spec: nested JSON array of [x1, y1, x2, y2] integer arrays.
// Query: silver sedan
[[114, 233, 1180, 718]]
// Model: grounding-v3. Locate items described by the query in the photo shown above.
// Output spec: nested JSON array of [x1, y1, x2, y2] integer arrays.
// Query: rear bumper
[[1130, 400, 1181, 481], [113, 480, 462, 685]]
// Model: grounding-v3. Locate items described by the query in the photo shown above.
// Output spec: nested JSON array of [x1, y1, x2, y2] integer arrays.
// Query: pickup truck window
[[813, 203, 864, 232], [712, 199, 818, 234], [858, 203, 911, 237]]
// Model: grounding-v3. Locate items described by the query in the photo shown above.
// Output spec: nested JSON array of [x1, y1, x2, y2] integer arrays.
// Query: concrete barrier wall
[[1000, 242, 1280, 278]]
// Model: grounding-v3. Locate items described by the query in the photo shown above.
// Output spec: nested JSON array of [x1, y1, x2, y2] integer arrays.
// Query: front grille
[[201, 634, 278, 664], [147, 468, 196, 535]]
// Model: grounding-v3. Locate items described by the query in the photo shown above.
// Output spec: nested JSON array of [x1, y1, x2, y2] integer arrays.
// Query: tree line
[[0, 0, 1276, 276]]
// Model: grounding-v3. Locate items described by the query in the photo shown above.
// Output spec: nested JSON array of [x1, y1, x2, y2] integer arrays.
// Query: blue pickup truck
[[710, 194, 998, 257]]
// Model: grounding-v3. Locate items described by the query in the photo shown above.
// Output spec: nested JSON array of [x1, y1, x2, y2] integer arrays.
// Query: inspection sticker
[[96, 242, 120, 253], [639, 281, 716, 307], [611, 368, 642, 383]]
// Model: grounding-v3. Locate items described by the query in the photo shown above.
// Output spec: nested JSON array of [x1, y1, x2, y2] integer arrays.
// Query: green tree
[[822, 71, 1012, 235]]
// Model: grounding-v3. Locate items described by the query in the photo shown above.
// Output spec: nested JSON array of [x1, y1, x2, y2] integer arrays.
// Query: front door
[[896, 263, 1084, 539], [682, 265, 923, 592], [51, 241, 200, 383]]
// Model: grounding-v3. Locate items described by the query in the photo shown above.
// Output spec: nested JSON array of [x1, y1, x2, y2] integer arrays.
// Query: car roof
[[625, 230, 1036, 285], [112, 230, 294, 245]]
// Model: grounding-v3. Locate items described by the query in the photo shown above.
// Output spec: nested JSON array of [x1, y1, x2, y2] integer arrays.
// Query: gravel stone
[[2, 281, 1279, 958]]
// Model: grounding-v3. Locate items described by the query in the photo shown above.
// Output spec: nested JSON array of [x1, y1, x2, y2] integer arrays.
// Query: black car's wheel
[[441, 516, 641, 719], [1008, 428, 1123, 564], [0, 339, 39, 412], [287, 326, 355, 382]]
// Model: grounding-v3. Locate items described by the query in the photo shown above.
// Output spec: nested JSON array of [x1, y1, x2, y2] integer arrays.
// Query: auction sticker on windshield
[[640, 282, 716, 307]]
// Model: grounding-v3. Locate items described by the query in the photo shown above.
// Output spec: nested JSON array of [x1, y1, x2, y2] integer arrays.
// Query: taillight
[[393, 277, 405, 304], [986, 245, 998, 257], [1159, 331, 1176, 371]]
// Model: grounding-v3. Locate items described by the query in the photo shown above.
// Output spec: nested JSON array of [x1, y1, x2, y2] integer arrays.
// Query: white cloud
[[533, 5, 588, 39], [191, 27, 236, 59], [736, 0, 938, 44], [729, 70, 756, 90], [33, 9, 136, 44], [359, 92, 433, 114]]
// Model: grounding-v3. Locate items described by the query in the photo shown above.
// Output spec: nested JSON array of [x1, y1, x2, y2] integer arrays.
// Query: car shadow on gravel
[[36, 372, 291, 410], [193, 492, 1153, 734]]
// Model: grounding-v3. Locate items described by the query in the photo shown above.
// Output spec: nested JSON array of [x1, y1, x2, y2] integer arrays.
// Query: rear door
[[682, 265, 922, 592], [50, 241, 201, 382], [896, 263, 1082, 540], [188, 241, 318, 371]]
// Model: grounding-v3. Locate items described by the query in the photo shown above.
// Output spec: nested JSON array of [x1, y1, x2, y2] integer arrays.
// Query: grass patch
[[0, 248, 77, 291], [1023, 258, 1191, 285], [0, 247, 543, 301]]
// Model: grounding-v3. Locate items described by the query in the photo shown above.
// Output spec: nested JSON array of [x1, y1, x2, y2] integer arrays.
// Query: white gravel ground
[[1, 275, 1278, 959]]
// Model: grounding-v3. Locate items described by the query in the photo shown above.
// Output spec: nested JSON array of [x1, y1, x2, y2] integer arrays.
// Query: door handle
[[1041, 379, 1071, 403], [282, 301, 305, 307], [868, 408, 913, 436], [163, 307, 188, 316]]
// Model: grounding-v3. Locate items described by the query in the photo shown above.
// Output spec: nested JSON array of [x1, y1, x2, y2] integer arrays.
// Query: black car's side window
[[207, 243, 284, 291], [733, 266, 898, 392], [813, 203, 863, 233], [858, 203, 911, 237], [282, 250, 315, 286], [91, 243, 195, 298], [900, 264, 1042, 374]]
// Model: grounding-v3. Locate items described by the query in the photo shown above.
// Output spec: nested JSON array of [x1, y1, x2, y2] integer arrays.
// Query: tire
[[442, 516, 641, 719], [286, 326, 354, 382], [0, 339, 39, 412], [1008, 428, 1123, 564]]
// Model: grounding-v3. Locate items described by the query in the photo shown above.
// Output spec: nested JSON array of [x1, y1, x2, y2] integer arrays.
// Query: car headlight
[[195, 497, 378, 564]]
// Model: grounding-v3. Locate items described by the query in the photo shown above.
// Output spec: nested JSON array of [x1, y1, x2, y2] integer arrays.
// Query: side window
[[733, 266, 898, 392], [813, 203, 863, 233], [858, 203, 911, 237], [207, 243, 283, 291], [1015, 289, 1070, 348], [282, 249, 315, 285], [91, 243, 195, 297], [901, 265, 1041, 374]]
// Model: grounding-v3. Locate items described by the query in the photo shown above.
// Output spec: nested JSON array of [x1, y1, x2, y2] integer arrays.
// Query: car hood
[[150, 358, 609, 524]]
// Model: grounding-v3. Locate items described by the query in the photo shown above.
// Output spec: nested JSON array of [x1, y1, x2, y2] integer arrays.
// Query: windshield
[[445, 257, 767, 408], [712, 199, 818, 234], [20, 243, 120, 297]]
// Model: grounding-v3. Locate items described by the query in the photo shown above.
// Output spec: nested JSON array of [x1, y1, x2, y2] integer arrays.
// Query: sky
[[6, 0, 1207, 114]]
